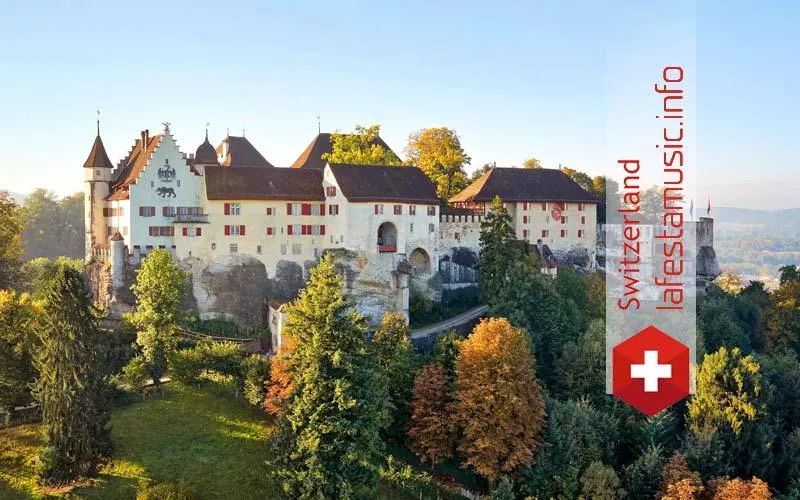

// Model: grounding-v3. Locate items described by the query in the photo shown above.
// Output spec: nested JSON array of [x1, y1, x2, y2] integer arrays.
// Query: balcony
[[378, 244, 397, 253], [169, 213, 209, 223]]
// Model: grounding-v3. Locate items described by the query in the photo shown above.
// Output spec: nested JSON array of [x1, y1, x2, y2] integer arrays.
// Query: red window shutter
[[182, 227, 188, 236], [301, 225, 307, 235], [224, 225, 230, 236], [224, 203, 230, 215], [301, 203, 311, 215], [320, 225, 326, 236], [267, 227, 273, 236], [240, 225, 246, 236], [287, 203, 292, 215], [287, 225, 293, 235], [374, 204, 378, 215], [196, 227, 202, 236], [320, 204, 325, 216]]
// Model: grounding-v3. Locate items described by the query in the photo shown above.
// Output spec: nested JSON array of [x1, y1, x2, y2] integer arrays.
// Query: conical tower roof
[[83, 133, 114, 169]]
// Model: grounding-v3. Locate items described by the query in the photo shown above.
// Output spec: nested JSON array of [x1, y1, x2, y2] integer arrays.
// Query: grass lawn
[[0, 384, 463, 499]]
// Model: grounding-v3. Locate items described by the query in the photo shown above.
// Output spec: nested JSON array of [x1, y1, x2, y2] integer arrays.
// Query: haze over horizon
[[1, 1, 798, 209]]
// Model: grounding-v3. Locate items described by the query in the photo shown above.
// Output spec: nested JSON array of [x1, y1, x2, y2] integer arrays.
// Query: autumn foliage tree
[[405, 127, 471, 201], [322, 124, 402, 166], [452, 318, 545, 481], [264, 334, 295, 418], [408, 362, 457, 464], [707, 476, 772, 499]]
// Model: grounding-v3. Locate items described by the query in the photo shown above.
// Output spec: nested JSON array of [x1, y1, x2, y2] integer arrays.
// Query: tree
[[697, 297, 751, 356], [521, 157, 542, 169], [552, 319, 606, 402], [322, 124, 402, 166], [270, 254, 389, 498], [58, 193, 85, 260], [477, 196, 517, 302], [0, 190, 23, 288], [491, 477, 515, 500], [408, 363, 457, 465], [405, 127, 471, 201], [579, 461, 625, 500], [0, 290, 40, 415], [19, 257, 83, 298], [716, 270, 744, 295], [778, 265, 800, 286], [707, 477, 772, 499], [561, 167, 593, 193], [241, 355, 271, 407], [622, 444, 667, 500], [658, 453, 704, 499], [372, 312, 416, 435], [765, 278, 800, 354], [432, 329, 461, 380], [264, 335, 295, 418], [128, 249, 186, 388], [470, 162, 494, 182], [33, 265, 111, 484], [20, 189, 61, 260], [452, 318, 545, 481]]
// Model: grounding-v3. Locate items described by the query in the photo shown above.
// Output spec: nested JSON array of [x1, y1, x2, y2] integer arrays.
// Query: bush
[[170, 349, 204, 386], [137, 481, 197, 500], [195, 339, 243, 378], [122, 356, 150, 394], [240, 355, 271, 407]]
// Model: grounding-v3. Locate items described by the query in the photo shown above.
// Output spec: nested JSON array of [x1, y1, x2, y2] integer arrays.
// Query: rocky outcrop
[[193, 255, 268, 327]]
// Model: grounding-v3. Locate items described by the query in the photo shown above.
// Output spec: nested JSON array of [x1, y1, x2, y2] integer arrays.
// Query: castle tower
[[192, 125, 219, 175], [83, 117, 115, 260]]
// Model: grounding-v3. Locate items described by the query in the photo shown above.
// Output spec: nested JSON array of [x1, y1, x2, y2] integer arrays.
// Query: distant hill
[[713, 206, 800, 232]]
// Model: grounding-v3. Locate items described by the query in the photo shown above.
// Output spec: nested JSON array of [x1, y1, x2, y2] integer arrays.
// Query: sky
[[0, 1, 797, 209]]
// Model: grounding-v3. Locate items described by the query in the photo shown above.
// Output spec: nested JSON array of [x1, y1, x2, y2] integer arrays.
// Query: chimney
[[141, 129, 149, 147]]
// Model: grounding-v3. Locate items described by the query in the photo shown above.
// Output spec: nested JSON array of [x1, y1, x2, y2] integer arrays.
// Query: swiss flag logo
[[612, 325, 690, 416]]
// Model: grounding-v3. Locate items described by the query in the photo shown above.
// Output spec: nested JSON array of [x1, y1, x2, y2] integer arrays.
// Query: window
[[428, 223, 435, 233], [288, 224, 301, 235], [310, 225, 326, 236], [561, 216, 567, 224], [211, 243, 216, 250], [393, 204, 402, 215], [374, 204, 384, 215], [541, 203, 547, 211], [292, 244, 302, 255], [163, 206, 175, 217], [266, 207, 274, 216], [311, 204, 324, 216], [230, 244, 238, 254], [287, 203, 301, 215], [146, 245, 153, 251], [410, 223, 414, 233], [328, 204, 339, 215], [578, 203, 585, 211], [224, 225, 245, 236], [455, 232, 461, 241], [523, 202, 529, 211], [541, 229, 549, 238], [104, 207, 125, 217], [148, 226, 174, 237], [561, 229, 567, 238], [522, 229, 529, 239], [177, 180, 181, 188], [224, 203, 241, 215], [267, 227, 274, 236], [280, 244, 287, 255], [326, 186, 337, 197], [578, 230, 584, 238], [427, 206, 436, 216], [139, 206, 155, 217], [409, 205, 416, 215], [182, 227, 188, 237], [523, 216, 529, 224], [196, 227, 202, 236], [150, 181, 154, 188], [581, 216, 586, 224], [257, 245, 262, 254]]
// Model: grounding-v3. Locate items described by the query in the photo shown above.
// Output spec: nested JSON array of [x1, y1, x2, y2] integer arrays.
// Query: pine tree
[[33, 265, 111, 484], [452, 318, 545, 481], [129, 249, 186, 387], [270, 254, 389, 499], [0, 290, 40, 415], [372, 311, 416, 436], [477, 196, 517, 302], [408, 363, 457, 464]]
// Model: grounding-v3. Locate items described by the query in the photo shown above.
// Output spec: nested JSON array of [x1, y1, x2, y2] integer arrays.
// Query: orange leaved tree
[[408, 362, 457, 464], [452, 317, 546, 481]]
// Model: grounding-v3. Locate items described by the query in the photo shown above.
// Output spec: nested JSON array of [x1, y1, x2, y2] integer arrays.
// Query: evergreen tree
[[270, 254, 389, 499], [128, 249, 186, 388], [452, 318, 545, 481], [0, 190, 23, 288], [372, 312, 416, 436], [579, 461, 625, 500], [0, 290, 40, 415], [477, 196, 517, 302], [33, 266, 111, 484], [432, 329, 461, 380]]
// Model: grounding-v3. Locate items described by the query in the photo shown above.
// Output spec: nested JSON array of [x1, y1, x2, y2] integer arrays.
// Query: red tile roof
[[215, 136, 274, 168], [205, 166, 324, 201], [328, 163, 439, 204], [449, 167, 597, 203], [83, 135, 114, 169]]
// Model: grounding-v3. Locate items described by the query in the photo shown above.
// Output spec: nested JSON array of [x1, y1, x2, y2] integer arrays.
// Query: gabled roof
[[83, 135, 114, 169], [328, 163, 439, 204], [110, 133, 164, 190], [449, 167, 597, 203], [291, 133, 399, 170], [205, 166, 324, 201], [216, 136, 274, 168]]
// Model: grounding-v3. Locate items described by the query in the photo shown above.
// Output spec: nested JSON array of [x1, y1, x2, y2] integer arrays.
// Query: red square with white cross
[[612, 325, 690, 416]]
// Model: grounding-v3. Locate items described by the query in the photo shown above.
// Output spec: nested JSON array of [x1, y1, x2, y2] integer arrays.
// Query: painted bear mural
[[156, 187, 176, 198]]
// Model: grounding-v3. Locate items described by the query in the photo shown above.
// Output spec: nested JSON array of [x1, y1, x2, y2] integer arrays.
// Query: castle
[[83, 122, 603, 345]]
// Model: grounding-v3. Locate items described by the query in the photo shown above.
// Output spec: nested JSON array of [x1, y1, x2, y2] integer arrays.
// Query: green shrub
[[196, 339, 243, 378], [136, 481, 196, 500], [170, 349, 204, 386], [122, 356, 150, 394], [241, 355, 271, 407]]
